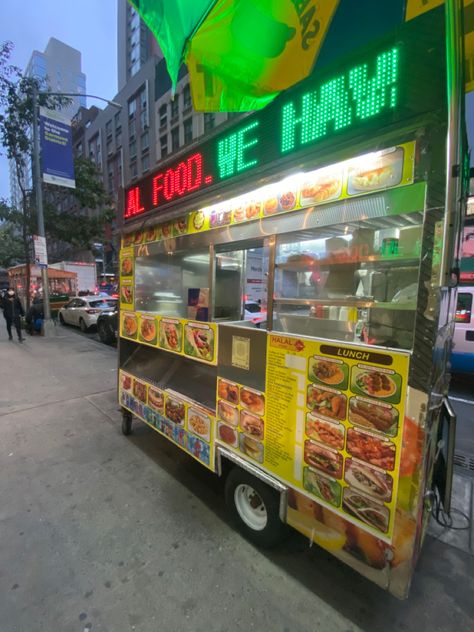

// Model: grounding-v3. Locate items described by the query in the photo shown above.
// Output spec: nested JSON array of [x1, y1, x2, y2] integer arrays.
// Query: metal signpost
[[32, 84, 54, 335], [31, 88, 121, 336]]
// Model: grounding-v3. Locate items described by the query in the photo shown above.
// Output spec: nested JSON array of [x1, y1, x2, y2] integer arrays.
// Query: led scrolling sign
[[124, 13, 444, 222]]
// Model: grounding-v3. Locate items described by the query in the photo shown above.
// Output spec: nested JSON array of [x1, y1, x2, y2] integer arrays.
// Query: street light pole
[[30, 90, 121, 336], [32, 83, 54, 335]]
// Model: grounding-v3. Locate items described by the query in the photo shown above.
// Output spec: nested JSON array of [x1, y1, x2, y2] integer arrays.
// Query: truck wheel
[[224, 467, 288, 548], [122, 410, 133, 435]]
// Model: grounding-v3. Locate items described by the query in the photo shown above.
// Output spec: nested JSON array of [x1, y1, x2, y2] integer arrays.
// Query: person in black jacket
[[25, 300, 44, 335], [1, 288, 25, 341]]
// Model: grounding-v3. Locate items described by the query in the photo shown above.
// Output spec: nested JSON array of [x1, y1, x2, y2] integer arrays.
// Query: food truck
[[8, 264, 77, 312], [117, 7, 467, 599]]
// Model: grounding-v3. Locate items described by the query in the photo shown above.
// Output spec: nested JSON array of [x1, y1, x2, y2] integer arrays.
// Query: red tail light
[[86, 308, 100, 314], [455, 310, 471, 323]]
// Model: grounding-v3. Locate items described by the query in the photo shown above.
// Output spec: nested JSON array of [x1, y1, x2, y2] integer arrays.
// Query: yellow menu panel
[[119, 370, 215, 471], [120, 312, 218, 365], [263, 335, 409, 543]]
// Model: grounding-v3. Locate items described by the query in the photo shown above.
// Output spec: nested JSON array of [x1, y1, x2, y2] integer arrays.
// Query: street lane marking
[[449, 396, 474, 406]]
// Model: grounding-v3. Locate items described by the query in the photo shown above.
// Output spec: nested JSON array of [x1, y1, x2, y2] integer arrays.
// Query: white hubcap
[[234, 483, 267, 531]]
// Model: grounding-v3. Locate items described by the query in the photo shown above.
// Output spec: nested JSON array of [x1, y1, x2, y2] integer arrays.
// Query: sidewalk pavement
[[1, 324, 474, 632]]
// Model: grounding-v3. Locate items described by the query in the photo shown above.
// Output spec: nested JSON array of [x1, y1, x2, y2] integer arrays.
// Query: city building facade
[[76, 3, 244, 276], [117, 0, 161, 91]]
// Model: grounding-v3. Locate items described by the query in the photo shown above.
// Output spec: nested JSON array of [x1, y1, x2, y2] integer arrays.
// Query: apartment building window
[[204, 113, 215, 132], [159, 104, 168, 128], [183, 84, 192, 110], [142, 153, 150, 173], [140, 88, 147, 111], [171, 126, 180, 153], [107, 138, 113, 155], [171, 97, 179, 121], [160, 134, 168, 158], [140, 108, 148, 130], [114, 111, 121, 131], [130, 160, 138, 179], [129, 139, 137, 159], [105, 120, 112, 139], [141, 130, 149, 151], [130, 60, 140, 77], [183, 118, 193, 144], [116, 128, 122, 148], [129, 119, 136, 140], [128, 98, 136, 119], [108, 169, 114, 194]]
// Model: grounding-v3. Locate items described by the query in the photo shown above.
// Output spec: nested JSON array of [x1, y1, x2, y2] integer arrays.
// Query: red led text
[[125, 186, 145, 219], [152, 153, 205, 206]]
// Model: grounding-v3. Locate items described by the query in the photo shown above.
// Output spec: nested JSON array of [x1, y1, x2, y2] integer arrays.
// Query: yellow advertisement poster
[[119, 370, 215, 471], [215, 378, 266, 461], [119, 312, 218, 365], [119, 246, 135, 309], [263, 334, 409, 543], [120, 311, 138, 340]]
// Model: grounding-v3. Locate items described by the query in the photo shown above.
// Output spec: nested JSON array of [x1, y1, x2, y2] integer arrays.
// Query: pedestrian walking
[[1, 288, 25, 342]]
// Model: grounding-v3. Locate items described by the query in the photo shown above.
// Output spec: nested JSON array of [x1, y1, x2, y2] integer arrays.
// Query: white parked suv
[[59, 296, 118, 332]]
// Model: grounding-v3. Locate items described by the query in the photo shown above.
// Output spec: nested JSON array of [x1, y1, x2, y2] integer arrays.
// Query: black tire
[[79, 318, 88, 333], [98, 320, 114, 344], [224, 467, 288, 548], [59, 313, 65, 325], [122, 410, 133, 435]]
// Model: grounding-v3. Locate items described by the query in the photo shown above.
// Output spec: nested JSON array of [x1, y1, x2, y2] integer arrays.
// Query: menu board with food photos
[[119, 313, 217, 365], [119, 370, 215, 471], [261, 335, 409, 543], [122, 142, 416, 250], [119, 247, 135, 310], [215, 378, 266, 465]]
